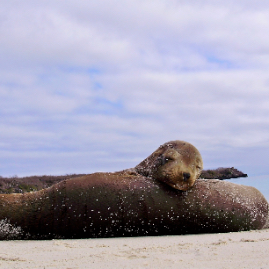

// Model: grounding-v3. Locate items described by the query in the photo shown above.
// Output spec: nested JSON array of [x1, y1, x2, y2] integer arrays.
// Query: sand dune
[[0, 229, 269, 268]]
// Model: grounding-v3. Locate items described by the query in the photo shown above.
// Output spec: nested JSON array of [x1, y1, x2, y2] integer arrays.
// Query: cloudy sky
[[1, 0, 269, 190]]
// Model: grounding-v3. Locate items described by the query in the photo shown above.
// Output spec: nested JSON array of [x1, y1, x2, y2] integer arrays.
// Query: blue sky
[[1, 0, 269, 198]]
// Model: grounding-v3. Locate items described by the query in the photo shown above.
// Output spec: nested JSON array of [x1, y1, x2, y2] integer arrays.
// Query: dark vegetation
[[0, 167, 247, 194], [199, 167, 248, 180], [0, 174, 86, 194]]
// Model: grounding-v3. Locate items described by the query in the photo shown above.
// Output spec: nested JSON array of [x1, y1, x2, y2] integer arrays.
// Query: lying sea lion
[[0, 140, 267, 239], [0, 174, 267, 239]]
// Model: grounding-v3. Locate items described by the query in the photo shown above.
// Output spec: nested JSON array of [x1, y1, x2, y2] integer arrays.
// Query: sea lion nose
[[183, 172, 190, 182]]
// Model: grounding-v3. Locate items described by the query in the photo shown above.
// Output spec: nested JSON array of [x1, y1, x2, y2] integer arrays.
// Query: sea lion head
[[135, 140, 203, 191]]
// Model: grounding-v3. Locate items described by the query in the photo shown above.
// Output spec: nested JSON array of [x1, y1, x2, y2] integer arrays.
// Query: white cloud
[[2, 0, 269, 71], [1, 0, 269, 180]]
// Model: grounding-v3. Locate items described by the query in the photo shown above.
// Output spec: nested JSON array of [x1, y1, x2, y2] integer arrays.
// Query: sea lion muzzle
[[183, 172, 191, 182]]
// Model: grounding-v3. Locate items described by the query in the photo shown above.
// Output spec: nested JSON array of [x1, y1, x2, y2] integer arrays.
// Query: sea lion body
[[0, 173, 267, 239], [0, 140, 267, 239]]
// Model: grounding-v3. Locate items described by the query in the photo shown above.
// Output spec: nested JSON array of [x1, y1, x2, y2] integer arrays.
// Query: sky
[[1, 0, 269, 190]]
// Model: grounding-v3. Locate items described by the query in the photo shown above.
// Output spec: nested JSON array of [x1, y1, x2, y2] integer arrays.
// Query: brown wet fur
[[135, 140, 203, 191]]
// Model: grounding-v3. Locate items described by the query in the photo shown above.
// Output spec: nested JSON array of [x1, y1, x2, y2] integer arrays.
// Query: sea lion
[[135, 140, 203, 191], [0, 174, 267, 239], [0, 140, 267, 239]]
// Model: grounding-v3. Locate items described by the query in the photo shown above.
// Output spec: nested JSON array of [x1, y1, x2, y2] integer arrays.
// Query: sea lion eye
[[158, 155, 171, 166], [163, 157, 173, 164]]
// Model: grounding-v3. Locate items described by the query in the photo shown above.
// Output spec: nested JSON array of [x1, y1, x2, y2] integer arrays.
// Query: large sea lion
[[0, 140, 268, 239]]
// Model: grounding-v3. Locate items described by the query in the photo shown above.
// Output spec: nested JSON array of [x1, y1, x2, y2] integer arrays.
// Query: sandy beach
[[0, 229, 268, 269]]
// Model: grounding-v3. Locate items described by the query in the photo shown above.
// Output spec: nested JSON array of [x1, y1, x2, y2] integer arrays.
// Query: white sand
[[0, 229, 269, 269]]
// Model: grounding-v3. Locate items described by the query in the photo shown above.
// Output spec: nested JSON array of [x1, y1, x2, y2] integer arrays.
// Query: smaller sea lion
[[135, 140, 203, 191]]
